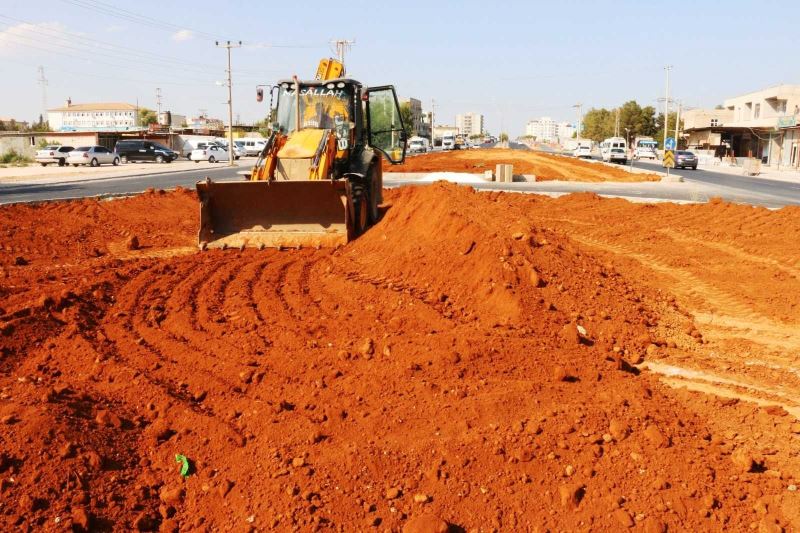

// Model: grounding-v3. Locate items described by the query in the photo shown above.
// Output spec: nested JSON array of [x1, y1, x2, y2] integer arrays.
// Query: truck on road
[[442, 134, 455, 151], [407, 136, 430, 153]]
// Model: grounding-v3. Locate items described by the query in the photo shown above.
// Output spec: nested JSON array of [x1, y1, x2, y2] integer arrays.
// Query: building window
[[710, 119, 719, 127], [754, 103, 760, 119], [777, 101, 787, 114]]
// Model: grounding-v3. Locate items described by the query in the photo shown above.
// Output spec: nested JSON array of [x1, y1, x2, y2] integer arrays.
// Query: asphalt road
[[0, 165, 243, 204], [631, 159, 800, 207], [2, 150, 798, 208]]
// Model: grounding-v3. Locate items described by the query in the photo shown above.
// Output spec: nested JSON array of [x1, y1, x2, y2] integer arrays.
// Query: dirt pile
[[0, 186, 796, 531], [385, 148, 661, 182]]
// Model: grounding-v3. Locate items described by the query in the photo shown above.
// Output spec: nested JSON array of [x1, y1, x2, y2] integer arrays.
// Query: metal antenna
[[330, 39, 355, 66], [37, 66, 48, 118]]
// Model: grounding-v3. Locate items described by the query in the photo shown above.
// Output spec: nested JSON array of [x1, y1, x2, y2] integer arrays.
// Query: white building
[[47, 101, 139, 131], [557, 122, 576, 142], [525, 117, 557, 141], [456, 112, 484, 137]]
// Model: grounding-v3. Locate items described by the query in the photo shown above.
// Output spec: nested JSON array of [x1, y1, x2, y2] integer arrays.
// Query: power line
[[59, 0, 223, 41]]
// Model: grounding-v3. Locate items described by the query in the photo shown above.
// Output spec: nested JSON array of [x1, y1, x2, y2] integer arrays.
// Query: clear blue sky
[[2, 0, 799, 135]]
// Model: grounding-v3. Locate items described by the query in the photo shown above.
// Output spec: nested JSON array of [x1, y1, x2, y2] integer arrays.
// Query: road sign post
[[663, 150, 675, 169]]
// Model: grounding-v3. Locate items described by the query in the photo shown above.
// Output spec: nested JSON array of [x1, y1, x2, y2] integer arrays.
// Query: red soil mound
[[0, 186, 793, 531]]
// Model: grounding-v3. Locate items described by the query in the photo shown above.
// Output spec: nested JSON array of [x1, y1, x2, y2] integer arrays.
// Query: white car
[[67, 146, 120, 167], [191, 144, 230, 163], [35, 145, 74, 166], [240, 138, 267, 156]]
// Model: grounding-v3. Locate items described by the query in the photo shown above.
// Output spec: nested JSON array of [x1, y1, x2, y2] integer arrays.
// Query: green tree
[[29, 114, 50, 132], [399, 102, 414, 137], [138, 108, 158, 126], [581, 108, 614, 141], [499, 132, 509, 142]]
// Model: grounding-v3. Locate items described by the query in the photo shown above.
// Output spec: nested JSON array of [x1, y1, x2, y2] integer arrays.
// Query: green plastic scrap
[[175, 454, 191, 478]]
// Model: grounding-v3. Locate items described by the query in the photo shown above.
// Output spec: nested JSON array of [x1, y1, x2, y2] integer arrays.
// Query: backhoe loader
[[196, 59, 408, 249]]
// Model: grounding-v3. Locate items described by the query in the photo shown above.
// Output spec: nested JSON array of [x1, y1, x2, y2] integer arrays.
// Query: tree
[[29, 114, 50, 132], [399, 102, 414, 137], [138, 108, 158, 126], [581, 108, 614, 141], [499, 132, 509, 142], [581, 101, 657, 142]]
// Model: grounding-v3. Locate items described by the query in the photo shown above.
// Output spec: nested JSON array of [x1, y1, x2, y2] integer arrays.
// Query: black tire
[[40, 163, 47, 167], [58, 158, 65, 167], [155, 155, 164, 164], [90, 158, 99, 167], [208, 156, 216, 163], [113, 157, 120, 166], [692, 165, 697, 170], [350, 187, 369, 238], [72, 164, 79, 167], [367, 166, 380, 224]]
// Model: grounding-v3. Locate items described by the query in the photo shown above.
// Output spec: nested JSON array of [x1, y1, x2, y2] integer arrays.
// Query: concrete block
[[484, 170, 494, 182]]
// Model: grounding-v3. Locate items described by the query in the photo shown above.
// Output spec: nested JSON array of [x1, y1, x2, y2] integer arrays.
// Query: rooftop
[[48, 102, 138, 112]]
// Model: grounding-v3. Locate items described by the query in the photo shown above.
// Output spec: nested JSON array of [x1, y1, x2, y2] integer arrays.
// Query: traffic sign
[[663, 149, 675, 168], [665, 137, 676, 150]]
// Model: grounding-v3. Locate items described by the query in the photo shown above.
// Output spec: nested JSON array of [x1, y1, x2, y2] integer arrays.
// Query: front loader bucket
[[196, 179, 349, 249]]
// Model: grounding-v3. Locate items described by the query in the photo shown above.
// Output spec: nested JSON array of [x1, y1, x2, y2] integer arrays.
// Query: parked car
[[190, 144, 230, 163], [67, 146, 120, 167], [675, 150, 698, 170], [239, 138, 267, 156], [35, 145, 74, 166], [114, 140, 179, 163], [233, 140, 248, 158]]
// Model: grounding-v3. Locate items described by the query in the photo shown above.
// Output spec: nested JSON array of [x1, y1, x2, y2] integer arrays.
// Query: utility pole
[[37, 66, 48, 121], [572, 103, 582, 139], [675, 100, 682, 149], [614, 108, 620, 138], [430, 99, 436, 145], [663, 65, 673, 150], [330, 39, 355, 68], [155, 87, 162, 120], [216, 40, 242, 167]]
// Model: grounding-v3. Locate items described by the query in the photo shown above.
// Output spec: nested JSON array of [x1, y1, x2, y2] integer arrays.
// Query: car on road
[[675, 150, 698, 170], [190, 144, 230, 163], [114, 140, 180, 163], [66, 146, 120, 167], [35, 145, 74, 166], [573, 140, 593, 158], [600, 137, 628, 164]]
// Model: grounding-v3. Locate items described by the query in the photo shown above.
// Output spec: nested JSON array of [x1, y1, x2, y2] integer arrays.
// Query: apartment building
[[400, 98, 425, 137], [47, 100, 139, 131], [456, 112, 484, 137]]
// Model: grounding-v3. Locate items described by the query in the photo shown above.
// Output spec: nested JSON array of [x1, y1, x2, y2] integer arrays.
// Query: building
[[525, 117, 557, 142], [557, 122, 576, 143], [432, 125, 458, 141], [188, 115, 225, 131], [400, 98, 424, 136], [456, 112, 484, 138], [47, 100, 140, 131], [682, 108, 734, 149], [158, 111, 187, 129], [683, 85, 800, 165]]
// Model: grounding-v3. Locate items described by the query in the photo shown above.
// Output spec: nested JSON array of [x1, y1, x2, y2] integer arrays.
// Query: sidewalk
[[0, 158, 251, 185], [697, 161, 800, 183]]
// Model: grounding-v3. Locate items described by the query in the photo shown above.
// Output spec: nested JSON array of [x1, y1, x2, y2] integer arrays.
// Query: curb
[[0, 164, 239, 187]]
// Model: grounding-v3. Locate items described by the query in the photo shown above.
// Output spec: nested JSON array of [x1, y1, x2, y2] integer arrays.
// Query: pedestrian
[[715, 144, 725, 163]]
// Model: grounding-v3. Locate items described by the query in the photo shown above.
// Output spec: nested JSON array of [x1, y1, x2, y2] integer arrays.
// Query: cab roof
[[276, 78, 363, 89]]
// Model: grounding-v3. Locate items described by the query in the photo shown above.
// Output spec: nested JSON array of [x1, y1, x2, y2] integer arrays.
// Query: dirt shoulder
[[385, 148, 662, 182]]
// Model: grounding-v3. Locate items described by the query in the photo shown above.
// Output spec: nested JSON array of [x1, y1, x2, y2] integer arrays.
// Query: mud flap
[[196, 179, 349, 249]]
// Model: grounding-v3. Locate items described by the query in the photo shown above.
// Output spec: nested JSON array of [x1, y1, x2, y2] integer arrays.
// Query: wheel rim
[[209, 157, 215, 163]]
